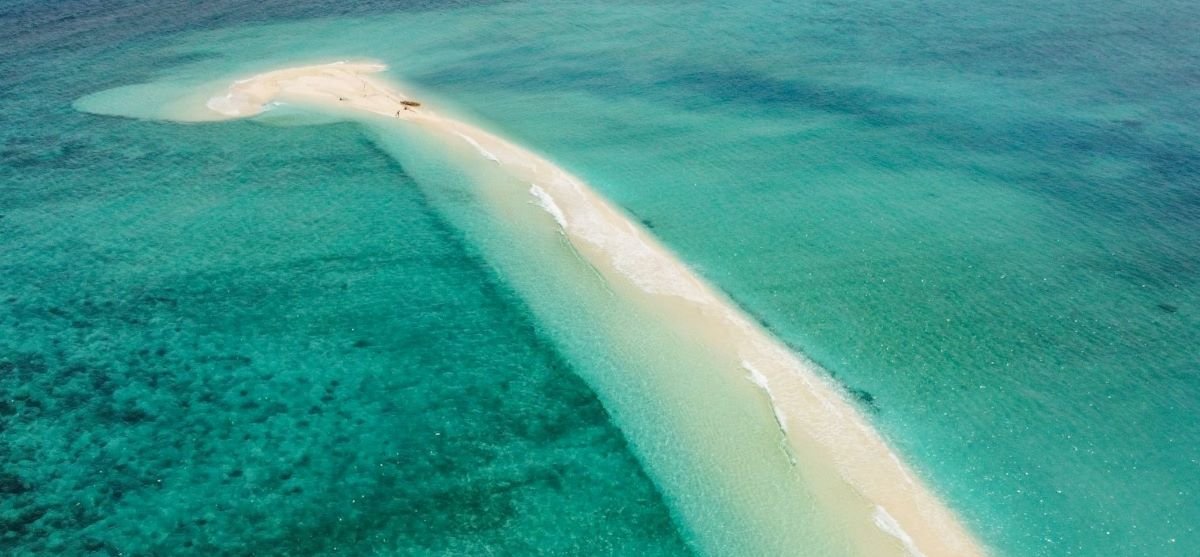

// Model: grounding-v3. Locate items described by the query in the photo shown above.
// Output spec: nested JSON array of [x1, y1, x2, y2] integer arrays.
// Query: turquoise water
[[0, 3, 692, 555], [5, 0, 1200, 555]]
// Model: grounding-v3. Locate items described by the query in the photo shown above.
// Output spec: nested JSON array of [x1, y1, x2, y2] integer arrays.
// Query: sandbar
[[190, 61, 988, 557]]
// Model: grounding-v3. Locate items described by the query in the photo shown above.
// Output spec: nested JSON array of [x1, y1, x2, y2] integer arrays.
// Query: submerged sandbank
[[82, 61, 988, 557]]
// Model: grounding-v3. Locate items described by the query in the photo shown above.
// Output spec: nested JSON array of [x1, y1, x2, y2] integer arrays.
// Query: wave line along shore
[[181, 60, 986, 557]]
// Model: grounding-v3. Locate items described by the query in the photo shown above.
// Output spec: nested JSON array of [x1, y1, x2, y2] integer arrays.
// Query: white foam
[[873, 506, 928, 557], [453, 131, 500, 163], [204, 94, 239, 115], [744, 361, 771, 391], [742, 361, 788, 433], [145, 64, 984, 555], [771, 404, 790, 434], [447, 127, 712, 305], [205, 92, 259, 117], [528, 184, 568, 229], [543, 174, 714, 304]]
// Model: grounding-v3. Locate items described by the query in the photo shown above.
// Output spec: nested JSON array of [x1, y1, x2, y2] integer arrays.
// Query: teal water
[[6, 0, 1200, 555], [0, 3, 692, 555]]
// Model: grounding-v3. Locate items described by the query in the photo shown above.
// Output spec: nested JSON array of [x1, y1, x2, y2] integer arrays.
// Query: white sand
[[195, 61, 989, 557]]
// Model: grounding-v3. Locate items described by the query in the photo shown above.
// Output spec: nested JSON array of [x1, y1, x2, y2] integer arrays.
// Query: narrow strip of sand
[[198, 61, 987, 557]]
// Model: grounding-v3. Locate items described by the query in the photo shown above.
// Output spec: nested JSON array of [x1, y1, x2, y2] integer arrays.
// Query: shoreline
[[131, 61, 986, 556]]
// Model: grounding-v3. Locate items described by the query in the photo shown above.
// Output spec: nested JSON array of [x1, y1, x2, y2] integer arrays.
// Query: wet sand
[[194, 61, 987, 557]]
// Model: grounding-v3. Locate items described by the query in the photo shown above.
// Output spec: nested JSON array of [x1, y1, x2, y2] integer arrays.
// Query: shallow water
[[5, 0, 1200, 555], [1, 6, 693, 554]]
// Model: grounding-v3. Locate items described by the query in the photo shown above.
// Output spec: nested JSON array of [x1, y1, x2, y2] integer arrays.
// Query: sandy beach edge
[[104, 60, 991, 557]]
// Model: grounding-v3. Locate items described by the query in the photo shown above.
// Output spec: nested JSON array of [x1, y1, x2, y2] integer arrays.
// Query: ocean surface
[[4, 0, 1199, 556]]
